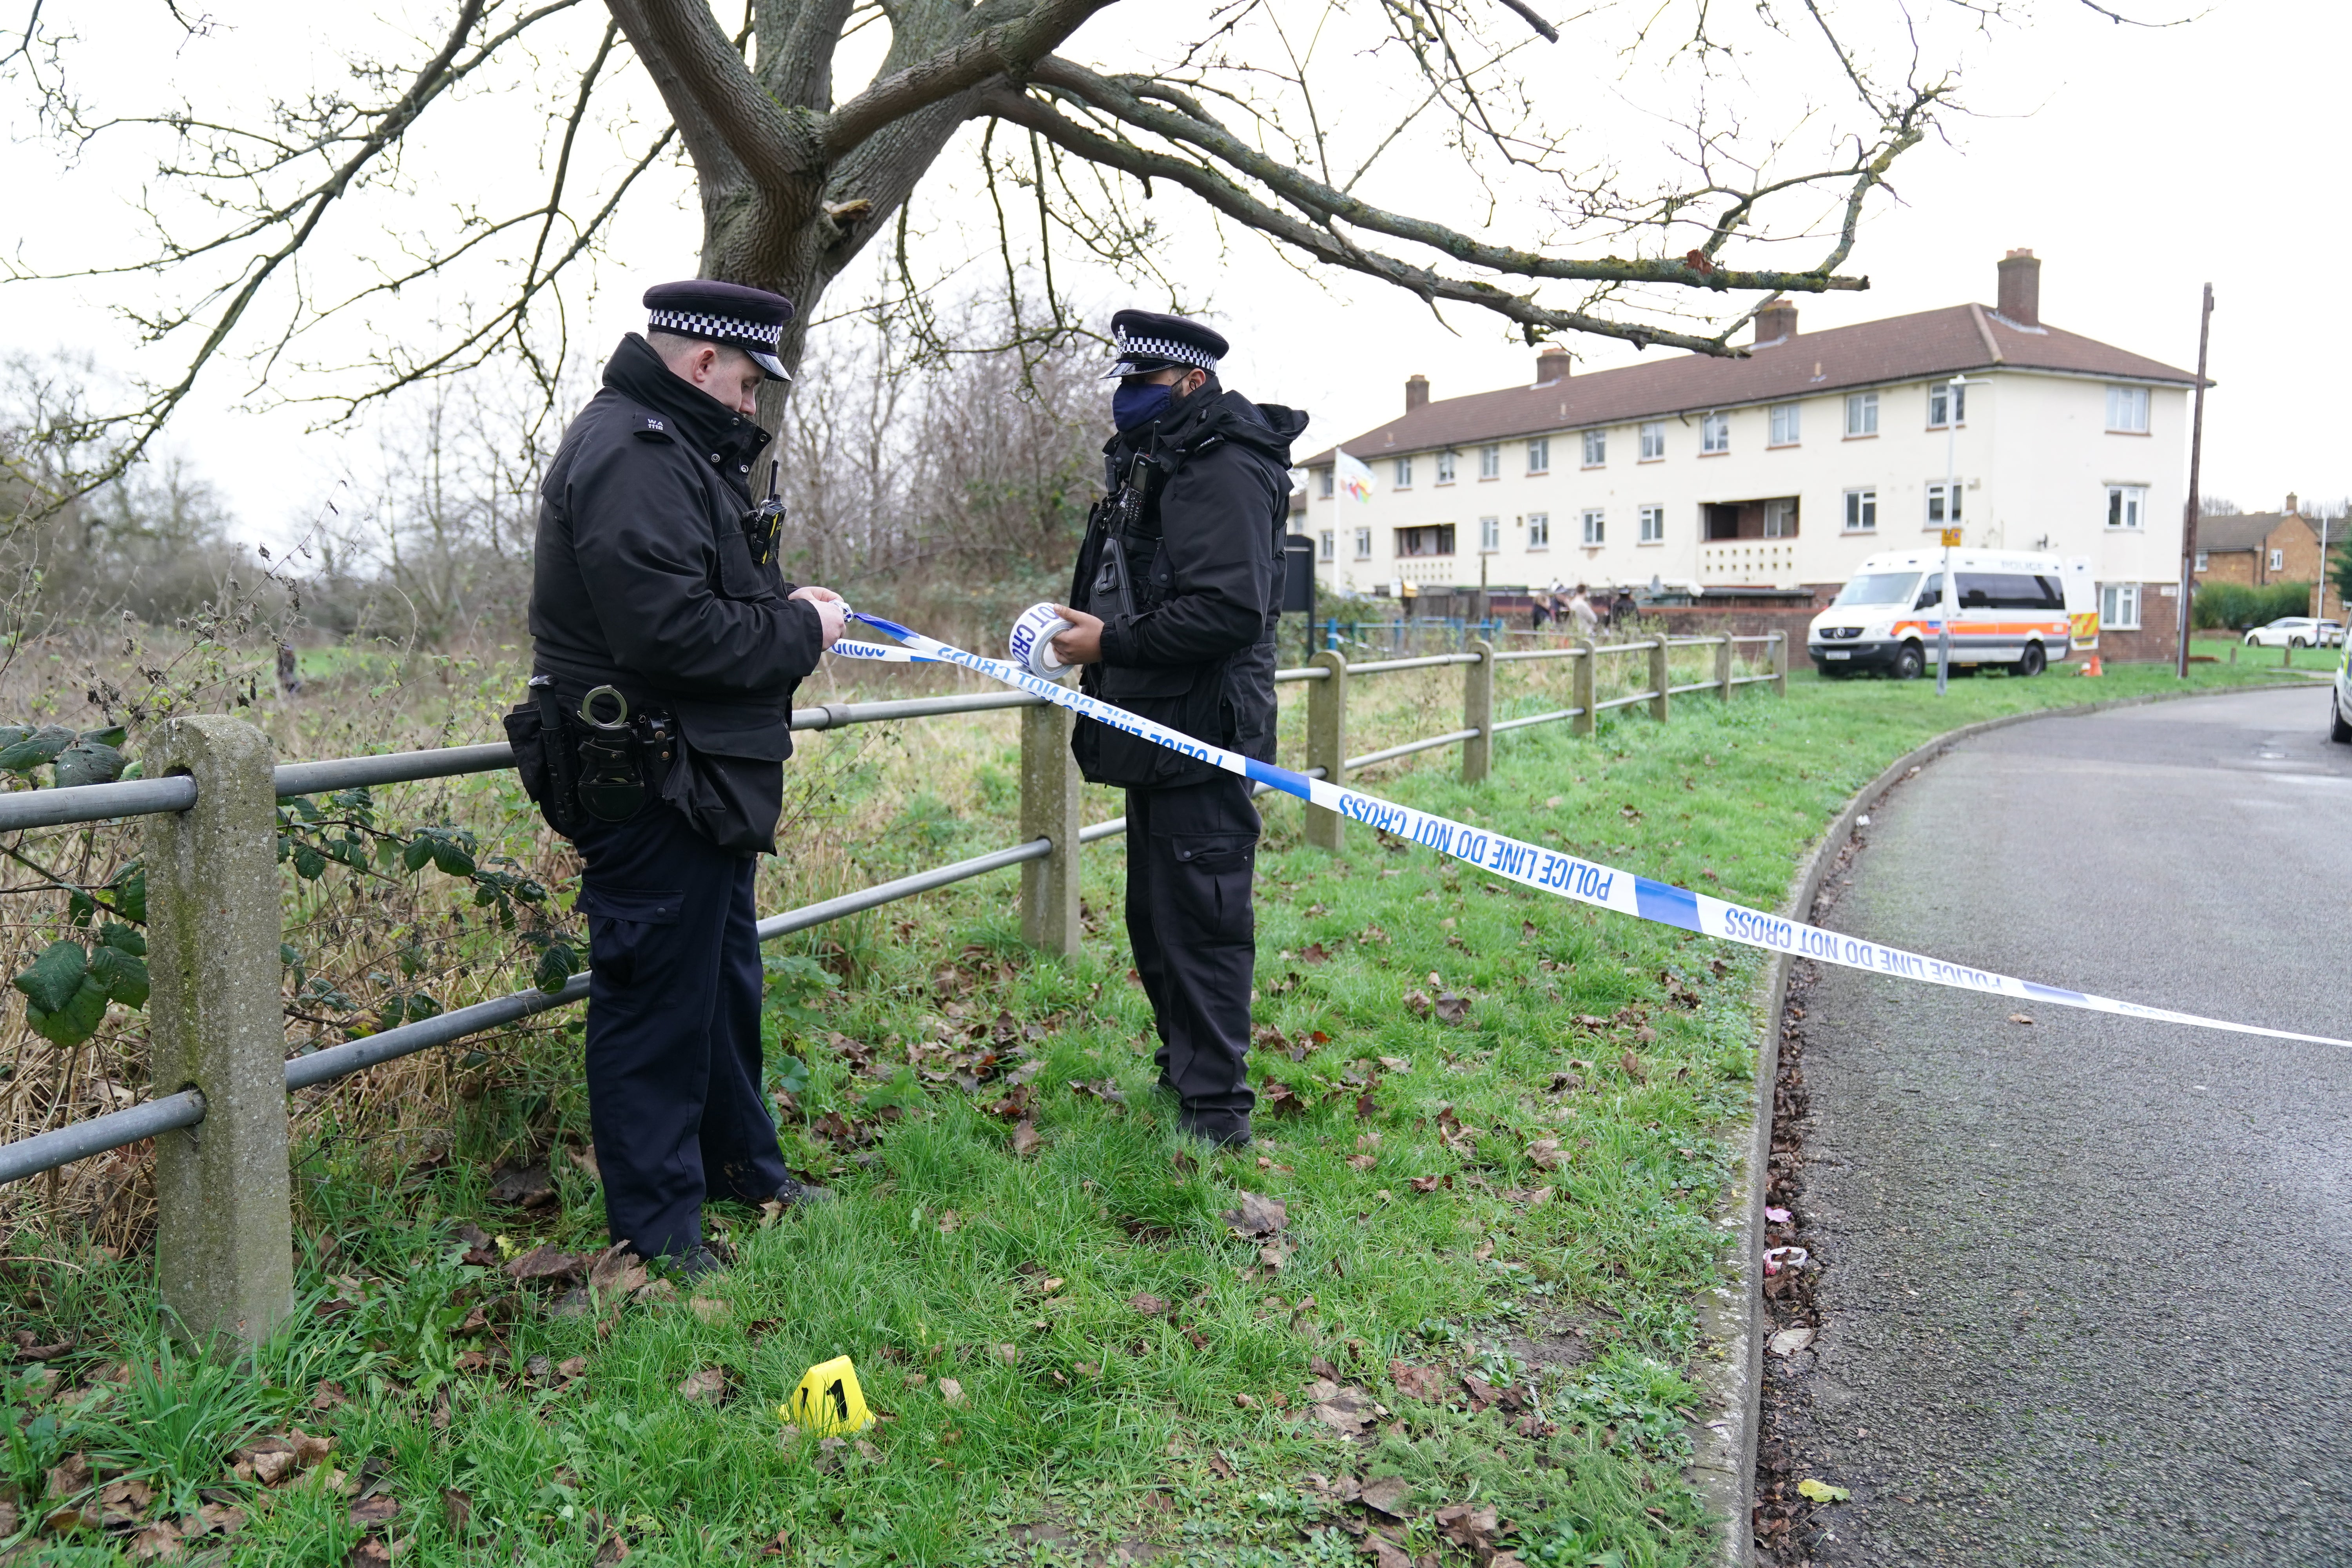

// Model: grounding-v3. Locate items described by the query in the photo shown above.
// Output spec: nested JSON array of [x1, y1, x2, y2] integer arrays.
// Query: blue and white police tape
[[829, 606, 2352, 1051]]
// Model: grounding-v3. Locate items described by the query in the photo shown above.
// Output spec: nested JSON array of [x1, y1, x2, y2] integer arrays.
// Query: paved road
[[1774, 684, 2352, 1566]]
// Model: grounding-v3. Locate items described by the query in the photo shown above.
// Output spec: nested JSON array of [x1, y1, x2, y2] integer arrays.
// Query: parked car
[[2243, 616, 2336, 648], [2334, 639, 2352, 745], [1808, 549, 2081, 679]]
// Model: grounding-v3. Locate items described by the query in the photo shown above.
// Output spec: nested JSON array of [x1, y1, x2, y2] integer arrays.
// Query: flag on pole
[[1334, 449, 1375, 504]]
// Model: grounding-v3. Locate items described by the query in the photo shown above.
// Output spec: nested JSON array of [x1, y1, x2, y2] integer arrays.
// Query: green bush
[[2192, 579, 2312, 631]]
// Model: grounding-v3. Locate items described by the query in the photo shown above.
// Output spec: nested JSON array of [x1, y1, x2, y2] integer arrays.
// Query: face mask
[[1112, 380, 1174, 431]]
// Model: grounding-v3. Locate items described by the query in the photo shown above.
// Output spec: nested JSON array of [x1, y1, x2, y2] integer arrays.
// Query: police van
[[1808, 549, 2090, 679]]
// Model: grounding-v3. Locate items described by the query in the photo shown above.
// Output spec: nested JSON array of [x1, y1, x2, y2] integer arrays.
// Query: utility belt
[[503, 677, 677, 839]]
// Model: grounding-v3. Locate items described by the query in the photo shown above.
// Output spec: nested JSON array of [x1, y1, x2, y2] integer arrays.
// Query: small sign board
[[1939, 528, 1963, 547]]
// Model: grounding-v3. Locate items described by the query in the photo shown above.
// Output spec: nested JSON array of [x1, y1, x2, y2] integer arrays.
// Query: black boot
[[774, 1173, 834, 1207], [1178, 1106, 1252, 1149]]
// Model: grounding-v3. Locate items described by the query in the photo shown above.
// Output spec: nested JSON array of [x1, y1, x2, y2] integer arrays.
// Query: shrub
[[2192, 579, 2311, 631]]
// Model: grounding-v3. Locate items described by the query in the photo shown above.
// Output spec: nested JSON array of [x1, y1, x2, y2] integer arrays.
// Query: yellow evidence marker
[[784, 1355, 875, 1436]]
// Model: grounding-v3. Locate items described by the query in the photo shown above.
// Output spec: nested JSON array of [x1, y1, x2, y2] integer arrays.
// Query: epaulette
[[633, 415, 673, 443]]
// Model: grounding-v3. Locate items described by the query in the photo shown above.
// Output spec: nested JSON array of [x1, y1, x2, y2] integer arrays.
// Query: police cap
[[643, 279, 795, 381], [1103, 309, 1228, 380]]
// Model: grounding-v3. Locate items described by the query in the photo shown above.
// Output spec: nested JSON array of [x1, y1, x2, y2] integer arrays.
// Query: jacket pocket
[[579, 886, 683, 989], [1099, 663, 1197, 701], [715, 528, 777, 601]]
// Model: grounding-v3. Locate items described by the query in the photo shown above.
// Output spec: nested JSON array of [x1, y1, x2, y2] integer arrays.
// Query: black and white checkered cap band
[[648, 309, 784, 352], [1106, 330, 1220, 376]]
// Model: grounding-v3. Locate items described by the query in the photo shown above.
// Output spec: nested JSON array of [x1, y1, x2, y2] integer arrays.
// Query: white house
[[1301, 250, 2197, 660]]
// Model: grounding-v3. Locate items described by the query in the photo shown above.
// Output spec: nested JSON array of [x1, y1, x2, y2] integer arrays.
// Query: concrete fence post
[[1572, 638, 1596, 737], [1649, 636, 1671, 723], [145, 715, 291, 1350], [1715, 634, 1735, 701], [1772, 630, 1790, 696], [1018, 700, 1082, 956], [1461, 639, 1494, 784], [1306, 650, 1348, 851]]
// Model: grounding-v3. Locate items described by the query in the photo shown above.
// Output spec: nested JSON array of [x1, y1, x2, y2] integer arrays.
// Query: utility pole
[[1936, 375, 1967, 696], [2176, 283, 2214, 679]]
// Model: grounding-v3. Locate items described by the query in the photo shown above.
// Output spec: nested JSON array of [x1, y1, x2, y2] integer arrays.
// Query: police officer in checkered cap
[[1048, 309, 1310, 1147], [517, 280, 845, 1276]]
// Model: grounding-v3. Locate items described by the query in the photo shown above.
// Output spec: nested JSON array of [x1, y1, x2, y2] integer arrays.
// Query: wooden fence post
[[145, 715, 291, 1350], [1649, 636, 1671, 723], [1715, 634, 1735, 700], [1461, 639, 1494, 784], [1018, 701, 1082, 956], [1572, 639, 1596, 737], [1772, 630, 1790, 695], [1306, 650, 1348, 851]]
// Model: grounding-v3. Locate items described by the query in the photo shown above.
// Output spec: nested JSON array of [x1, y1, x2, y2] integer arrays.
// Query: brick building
[[2192, 496, 2346, 621]]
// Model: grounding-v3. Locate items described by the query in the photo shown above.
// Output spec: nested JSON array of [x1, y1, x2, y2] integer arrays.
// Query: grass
[[0, 653, 2311, 1566], [2186, 632, 2346, 674]]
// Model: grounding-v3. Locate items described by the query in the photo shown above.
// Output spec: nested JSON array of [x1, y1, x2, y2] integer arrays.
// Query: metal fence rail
[[0, 627, 1784, 1344]]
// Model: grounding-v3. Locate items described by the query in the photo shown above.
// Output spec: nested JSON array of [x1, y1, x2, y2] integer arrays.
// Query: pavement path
[[1770, 684, 2352, 1566]]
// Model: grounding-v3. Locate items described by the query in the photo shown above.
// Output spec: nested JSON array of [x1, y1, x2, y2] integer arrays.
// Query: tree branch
[[823, 0, 1120, 160]]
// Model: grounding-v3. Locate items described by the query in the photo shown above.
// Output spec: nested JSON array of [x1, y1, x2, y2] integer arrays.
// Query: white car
[[2243, 617, 2337, 649], [2334, 641, 2352, 745]]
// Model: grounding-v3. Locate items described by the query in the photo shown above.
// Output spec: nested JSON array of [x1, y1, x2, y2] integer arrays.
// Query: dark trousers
[[571, 803, 788, 1258], [1124, 774, 1260, 1120]]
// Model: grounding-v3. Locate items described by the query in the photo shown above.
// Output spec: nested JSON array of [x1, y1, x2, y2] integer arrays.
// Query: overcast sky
[[4, 0, 2337, 546]]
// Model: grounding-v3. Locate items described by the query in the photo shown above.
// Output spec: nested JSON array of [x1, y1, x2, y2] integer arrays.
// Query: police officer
[[521, 281, 845, 1274], [1048, 312, 1309, 1148]]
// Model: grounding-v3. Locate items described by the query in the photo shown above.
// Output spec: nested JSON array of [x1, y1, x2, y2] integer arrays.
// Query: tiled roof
[[2193, 512, 2295, 553], [1304, 303, 2199, 466]]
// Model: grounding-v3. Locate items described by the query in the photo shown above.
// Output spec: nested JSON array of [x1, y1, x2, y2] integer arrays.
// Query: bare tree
[[4, 0, 2136, 503]]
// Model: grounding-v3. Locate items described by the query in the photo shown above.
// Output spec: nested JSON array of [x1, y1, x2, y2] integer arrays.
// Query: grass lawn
[[0, 657, 2310, 1567], [2186, 632, 2345, 675]]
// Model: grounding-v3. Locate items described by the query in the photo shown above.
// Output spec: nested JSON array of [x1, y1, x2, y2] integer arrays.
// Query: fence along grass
[[0, 628, 1784, 1342]]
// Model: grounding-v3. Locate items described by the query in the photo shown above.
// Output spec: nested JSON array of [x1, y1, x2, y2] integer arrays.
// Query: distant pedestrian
[[275, 641, 302, 695], [1611, 586, 1637, 628], [1568, 585, 1598, 635], [1530, 593, 1550, 631]]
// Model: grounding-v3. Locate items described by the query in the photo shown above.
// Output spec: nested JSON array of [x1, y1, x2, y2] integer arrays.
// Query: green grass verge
[[0, 657, 2307, 1567]]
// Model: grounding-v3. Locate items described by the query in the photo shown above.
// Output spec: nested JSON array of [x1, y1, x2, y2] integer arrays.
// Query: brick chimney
[[1535, 347, 1571, 384], [1406, 374, 1429, 412], [1996, 248, 2041, 327], [2286, 491, 2300, 517], [1753, 300, 1798, 344]]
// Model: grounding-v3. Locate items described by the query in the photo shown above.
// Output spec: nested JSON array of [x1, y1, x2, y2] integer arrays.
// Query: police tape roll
[[1008, 603, 1074, 681], [828, 611, 2352, 1052]]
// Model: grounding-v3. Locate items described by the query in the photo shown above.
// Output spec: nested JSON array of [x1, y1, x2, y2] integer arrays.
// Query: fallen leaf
[[99, 1475, 154, 1518], [1407, 1174, 1444, 1194], [1798, 1478, 1850, 1503], [690, 1296, 730, 1323], [1347, 1153, 1376, 1170], [852, 1439, 880, 1461], [1620, 1050, 1646, 1082], [1010, 1119, 1042, 1157], [128, 1520, 180, 1561], [347, 1495, 400, 1528], [568, 1144, 602, 1181], [995, 1343, 1020, 1365], [556, 1356, 589, 1382], [587, 1245, 649, 1298], [938, 1377, 965, 1406], [1205, 1452, 1234, 1479], [1769, 1327, 1816, 1356], [1524, 1138, 1564, 1171], [345, 1541, 392, 1568], [1362, 1539, 1414, 1568], [1129, 1292, 1168, 1316], [1388, 1362, 1448, 1401], [1234, 1393, 1259, 1410], [289, 1429, 336, 1467], [486, 1164, 556, 1208], [1764, 1206, 1791, 1224], [677, 1368, 728, 1402], [1221, 1192, 1289, 1238], [312, 1379, 349, 1410], [504, 1244, 585, 1284], [1358, 1474, 1413, 1517], [47, 1453, 92, 1495], [2009, 1013, 2034, 1025], [442, 1488, 472, 1534], [1377, 1056, 1411, 1073], [1435, 1502, 1501, 1554], [1431, 994, 1471, 1026], [197, 1502, 245, 1536], [593, 1532, 631, 1564], [1310, 1384, 1381, 1437]]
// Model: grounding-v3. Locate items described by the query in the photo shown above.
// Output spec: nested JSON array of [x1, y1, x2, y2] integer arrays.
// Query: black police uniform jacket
[[528, 334, 825, 852], [1069, 386, 1310, 788]]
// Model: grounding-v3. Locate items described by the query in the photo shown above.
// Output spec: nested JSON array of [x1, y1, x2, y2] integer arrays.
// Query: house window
[[1479, 444, 1501, 479], [1436, 450, 1457, 485], [1639, 505, 1664, 544], [1479, 515, 1500, 552], [1354, 527, 1372, 559], [1319, 468, 1334, 498], [2100, 582, 2142, 631], [1763, 498, 1798, 538], [1768, 403, 1800, 446], [1528, 513, 1550, 549], [1527, 438, 1550, 474], [1318, 530, 1334, 561], [1394, 456, 1414, 488], [1582, 429, 1606, 467], [1581, 509, 1605, 546], [2194, 550, 2208, 572], [1395, 523, 1454, 557], [1639, 421, 1665, 460], [2106, 385, 2151, 433], [1843, 488, 1878, 532], [1926, 481, 1964, 527], [2106, 485, 2146, 529], [2270, 548, 2285, 572], [1928, 381, 1966, 428], [1700, 412, 1729, 454], [1844, 391, 1878, 437]]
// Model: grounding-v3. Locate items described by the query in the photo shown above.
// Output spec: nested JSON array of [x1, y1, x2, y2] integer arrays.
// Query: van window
[[1832, 572, 1920, 607], [1914, 572, 1943, 610], [1955, 572, 2065, 610]]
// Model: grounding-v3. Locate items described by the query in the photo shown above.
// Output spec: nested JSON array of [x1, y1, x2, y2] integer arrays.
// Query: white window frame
[[1639, 421, 1665, 461], [1527, 437, 1550, 474], [1638, 505, 1664, 544], [1479, 444, 1501, 479], [1582, 429, 1606, 467], [1319, 468, 1334, 498], [1844, 391, 1879, 437], [1353, 527, 1373, 560], [1843, 488, 1878, 533], [2106, 384, 2151, 434], [2100, 582, 2142, 631], [1927, 381, 1966, 428], [1700, 412, 1729, 454], [1393, 456, 1414, 488], [2106, 485, 2146, 530], [2195, 550, 2209, 572], [1926, 481, 1964, 528], [1436, 450, 1457, 485], [1317, 529, 1334, 561], [2270, 548, 2285, 572], [1762, 498, 1797, 539], [1768, 403, 1800, 446], [1479, 515, 1500, 552], [1581, 508, 1605, 546], [1527, 512, 1550, 549]]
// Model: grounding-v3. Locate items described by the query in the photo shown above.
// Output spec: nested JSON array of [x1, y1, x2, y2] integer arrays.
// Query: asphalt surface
[[1774, 684, 2352, 1566]]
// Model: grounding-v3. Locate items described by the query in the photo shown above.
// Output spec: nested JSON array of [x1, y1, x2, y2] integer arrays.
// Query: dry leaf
[[690, 1296, 730, 1324], [1221, 1192, 1289, 1237], [347, 1495, 400, 1528], [852, 1439, 880, 1461], [1798, 1478, 1850, 1503], [677, 1368, 728, 1402], [486, 1164, 556, 1208], [1010, 1119, 1042, 1157], [504, 1245, 585, 1284], [312, 1379, 349, 1411], [1362, 1538, 1414, 1568], [1769, 1327, 1816, 1356], [1347, 1154, 1376, 1171], [1234, 1393, 1259, 1410], [442, 1488, 472, 1534], [593, 1532, 631, 1564], [588, 1245, 649, 1298], [557, 1356, 589, 1382], [345, 1540, 393, 1568], [1436, 1502, 1502, 1555], [568, 1143, 602, 1181], [1524, 1138, 1564, 1171], [938, 1377, 965, 1406], [1129, 1292, 1168, 1316], [1387, 1362, 1448, 1401], [1620, 1050, 1646, 1083], [1205, 1452, 1235, 1479], [995, 1343, 1020, 1365], [197, 1502, 245, 1537], [129, 1519, 181, 1561], [2009, 1013, 2034, 1025], [1358, 1475, 1413, 1517]]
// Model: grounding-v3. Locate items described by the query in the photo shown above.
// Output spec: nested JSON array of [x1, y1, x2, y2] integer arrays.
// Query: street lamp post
[[1936, 375, 1968, 695]]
